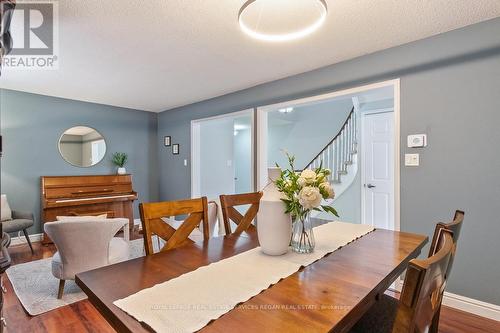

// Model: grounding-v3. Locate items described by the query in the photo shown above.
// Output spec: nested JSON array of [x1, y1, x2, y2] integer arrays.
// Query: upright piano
[[41, 174, 138, 244]]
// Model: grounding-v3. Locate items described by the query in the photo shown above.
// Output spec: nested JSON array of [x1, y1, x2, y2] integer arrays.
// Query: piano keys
[[41, 175, 138, 244]]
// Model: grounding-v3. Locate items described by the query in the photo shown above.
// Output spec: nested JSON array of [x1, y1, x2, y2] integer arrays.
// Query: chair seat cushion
[[349, 294, 398, 333], [1, 219, 34, 233], [52, 237, 130, 280]]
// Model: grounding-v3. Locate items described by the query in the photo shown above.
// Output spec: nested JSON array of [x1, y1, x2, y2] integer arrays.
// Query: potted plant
[[112, 152, 128, 175], [274, 153, 338, 253]]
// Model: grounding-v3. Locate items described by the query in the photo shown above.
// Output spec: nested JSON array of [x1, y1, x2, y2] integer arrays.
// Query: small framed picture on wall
[[172, 144, 180, 155], [164, 136, 171, 146]]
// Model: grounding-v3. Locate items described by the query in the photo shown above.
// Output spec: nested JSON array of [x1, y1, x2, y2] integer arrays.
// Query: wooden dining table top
[[76, 226, 428, 333]]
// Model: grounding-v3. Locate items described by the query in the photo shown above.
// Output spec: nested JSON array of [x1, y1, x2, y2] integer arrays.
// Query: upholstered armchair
[[44, 218, 130, 299], [1, 211, 35, 253]]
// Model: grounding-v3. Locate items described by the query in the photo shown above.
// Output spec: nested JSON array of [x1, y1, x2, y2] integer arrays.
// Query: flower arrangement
[[274, 153, 339, 253], [274, 153, 339, 220]]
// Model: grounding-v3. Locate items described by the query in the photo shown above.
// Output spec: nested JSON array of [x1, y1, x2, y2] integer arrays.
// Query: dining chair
[[140, 197, 209, 255], [429, 210, 464, 259], [350, 229, 455, 333], [219, 192, 263, 235], [44, 218, 130, 299], [161, 200, 221, 239], [427, 209, 464, 331]]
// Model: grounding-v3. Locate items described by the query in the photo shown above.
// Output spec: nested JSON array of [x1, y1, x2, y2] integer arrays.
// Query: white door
[[362, 111, 395, 230]]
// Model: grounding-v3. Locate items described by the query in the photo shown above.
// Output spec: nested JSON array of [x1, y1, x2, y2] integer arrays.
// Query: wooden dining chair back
[[392, 230, 454, 333], [428, 210, 464, 277], [139, 197, 209, 255], [219, 192, 263, 235]]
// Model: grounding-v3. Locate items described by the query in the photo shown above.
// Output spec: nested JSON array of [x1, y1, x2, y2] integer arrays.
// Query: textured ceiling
[[1, 0, 499, 112]]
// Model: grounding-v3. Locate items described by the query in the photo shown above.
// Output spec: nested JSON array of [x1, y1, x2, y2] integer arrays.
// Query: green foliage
[[112, 152, 128, 167], [274, 152, 339, 221]]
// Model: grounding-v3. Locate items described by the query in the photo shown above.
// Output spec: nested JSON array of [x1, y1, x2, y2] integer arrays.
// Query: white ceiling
[[1, 0, 499, 112]]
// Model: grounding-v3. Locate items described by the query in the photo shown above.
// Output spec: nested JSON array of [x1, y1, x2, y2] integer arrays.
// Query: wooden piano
[[41, 175, 138, 244]]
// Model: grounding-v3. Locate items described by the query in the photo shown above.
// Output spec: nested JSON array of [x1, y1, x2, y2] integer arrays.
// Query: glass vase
[[291, 212, 315, 253]]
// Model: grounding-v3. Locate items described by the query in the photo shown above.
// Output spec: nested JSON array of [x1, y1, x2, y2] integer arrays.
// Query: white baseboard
[[10, 232, 43, 246], [10, 221, 143, 246], [392, 278, 500, 322], [443, 292, 500, 321]]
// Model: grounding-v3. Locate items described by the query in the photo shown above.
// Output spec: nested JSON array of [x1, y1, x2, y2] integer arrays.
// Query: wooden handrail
[[302, 107, 355, 170]]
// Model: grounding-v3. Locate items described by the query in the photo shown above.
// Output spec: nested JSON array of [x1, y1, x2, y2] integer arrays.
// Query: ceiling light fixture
[[238, 0, 328, 42], [279, 107, 294, 113]]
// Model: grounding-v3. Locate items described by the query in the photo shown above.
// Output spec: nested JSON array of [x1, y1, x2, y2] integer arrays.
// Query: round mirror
[[58, 126, 106, 167]]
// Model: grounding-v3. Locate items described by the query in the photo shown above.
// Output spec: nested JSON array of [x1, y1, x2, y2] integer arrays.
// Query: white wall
[[267, 98, 353, 169], [234, 127, 252, 193], [199, 118, 234, 199]]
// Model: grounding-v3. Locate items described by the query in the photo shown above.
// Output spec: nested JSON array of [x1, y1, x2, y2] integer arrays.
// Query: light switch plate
[[407, 134, 427, 148], [405, 154, 420, 166]]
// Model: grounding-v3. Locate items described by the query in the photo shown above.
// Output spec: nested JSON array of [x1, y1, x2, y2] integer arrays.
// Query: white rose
[[297, 177, 306, 187], [320, 182, 335, 199], [298, 186, 322, 210], [300, 169, 317, 184]]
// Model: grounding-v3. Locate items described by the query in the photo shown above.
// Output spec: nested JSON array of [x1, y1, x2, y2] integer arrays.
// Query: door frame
[[190, 109, 255, 199], [360, 108, 396, 230], [256, 79, 400, 231]]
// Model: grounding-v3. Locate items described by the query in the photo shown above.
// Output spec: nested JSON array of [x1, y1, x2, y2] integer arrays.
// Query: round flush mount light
[[238, 0, 328, 42], [279, 107, 294, 113]]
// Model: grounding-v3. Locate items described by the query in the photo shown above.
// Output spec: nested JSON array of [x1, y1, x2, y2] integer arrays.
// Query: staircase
[[303, 107, 359, 209]]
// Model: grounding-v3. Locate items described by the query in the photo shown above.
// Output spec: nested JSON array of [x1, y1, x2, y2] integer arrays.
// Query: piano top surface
[[41, 175, 136, 203]]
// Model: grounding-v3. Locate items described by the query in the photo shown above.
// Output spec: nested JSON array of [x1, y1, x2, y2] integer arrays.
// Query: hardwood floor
[[3, 237, 500, 333]]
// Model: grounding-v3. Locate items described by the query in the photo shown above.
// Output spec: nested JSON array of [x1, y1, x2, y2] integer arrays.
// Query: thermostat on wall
[[407, 134, 427, 148]]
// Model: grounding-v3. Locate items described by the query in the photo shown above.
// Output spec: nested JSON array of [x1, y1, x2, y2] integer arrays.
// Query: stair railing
[[302, 107, 357, 183]]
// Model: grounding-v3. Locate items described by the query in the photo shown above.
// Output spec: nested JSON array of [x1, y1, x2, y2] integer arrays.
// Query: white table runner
[[114, 222, 374, 333]]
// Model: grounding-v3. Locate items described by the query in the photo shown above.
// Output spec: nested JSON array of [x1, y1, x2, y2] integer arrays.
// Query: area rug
[[6, 238, 145, 316]]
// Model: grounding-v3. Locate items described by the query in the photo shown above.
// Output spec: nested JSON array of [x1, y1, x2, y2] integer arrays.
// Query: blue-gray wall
[[157, 18, 500, 305], [0, 90, 159, 233]]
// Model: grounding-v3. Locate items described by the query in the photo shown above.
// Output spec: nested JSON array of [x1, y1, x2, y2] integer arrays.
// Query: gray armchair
[[1, 210, 34, 253], [44, 218, 130, 299]]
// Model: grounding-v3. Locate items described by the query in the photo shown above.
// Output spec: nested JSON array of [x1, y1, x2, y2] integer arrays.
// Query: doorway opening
[[191, 109, 254, 200], [257, 80, 400, 230]]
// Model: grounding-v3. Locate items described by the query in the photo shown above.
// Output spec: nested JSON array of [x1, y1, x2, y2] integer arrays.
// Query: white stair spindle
[[343, 129, 347, 170], [349, 116, 353, 155], [347, 118, 352, 161], [334, 140, 338, 181]]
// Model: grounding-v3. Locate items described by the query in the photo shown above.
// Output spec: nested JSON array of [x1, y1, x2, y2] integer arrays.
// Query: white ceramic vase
[[117, 167, 126, 175], [257, 167, 292, 256]]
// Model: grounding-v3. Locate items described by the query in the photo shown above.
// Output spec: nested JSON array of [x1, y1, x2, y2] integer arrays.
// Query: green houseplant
[[112, 152, 128, 175]]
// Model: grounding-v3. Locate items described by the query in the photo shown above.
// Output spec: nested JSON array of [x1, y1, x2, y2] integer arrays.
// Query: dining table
[[76, 225, 428, 333]]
